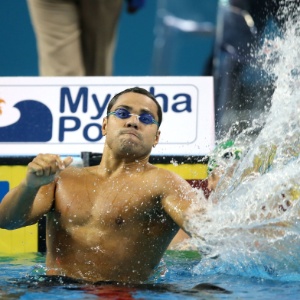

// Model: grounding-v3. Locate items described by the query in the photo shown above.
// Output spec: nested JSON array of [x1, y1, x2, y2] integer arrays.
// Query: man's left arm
[[161, 172, 204, 235]]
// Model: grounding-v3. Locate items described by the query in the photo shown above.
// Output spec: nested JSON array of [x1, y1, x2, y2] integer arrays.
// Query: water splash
[[187, 1, 300, 281]]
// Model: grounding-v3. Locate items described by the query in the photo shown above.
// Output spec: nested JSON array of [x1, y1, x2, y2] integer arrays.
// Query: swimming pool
[[2, 2, 300, 299], [1, 251, 299, 299]]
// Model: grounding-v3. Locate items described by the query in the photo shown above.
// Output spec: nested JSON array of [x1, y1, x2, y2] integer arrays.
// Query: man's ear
[[102, 117, 108, 136], [153, 130, 160, 147]]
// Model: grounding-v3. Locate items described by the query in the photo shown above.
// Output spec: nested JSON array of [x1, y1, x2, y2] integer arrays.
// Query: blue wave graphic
[[0, 100, 52, 142]]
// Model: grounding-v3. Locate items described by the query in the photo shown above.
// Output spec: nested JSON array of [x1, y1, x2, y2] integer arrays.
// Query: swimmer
[[168, 140, 242, 250], [0, 87, 201, 284], [206, 140, 242, 197]]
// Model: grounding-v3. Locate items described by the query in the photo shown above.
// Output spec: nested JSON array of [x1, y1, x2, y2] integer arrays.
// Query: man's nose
[[126, 114, 139, 128]]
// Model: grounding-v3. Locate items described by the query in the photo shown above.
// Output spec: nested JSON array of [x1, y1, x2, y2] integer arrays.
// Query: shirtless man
[[0, 87, 199, 283]]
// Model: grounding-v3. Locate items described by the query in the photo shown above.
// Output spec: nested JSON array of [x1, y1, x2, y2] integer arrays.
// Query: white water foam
[[187, 1, 300, 280]]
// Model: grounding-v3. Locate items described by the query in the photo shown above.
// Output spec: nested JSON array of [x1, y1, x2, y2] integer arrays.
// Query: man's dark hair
[[106, 87, 162, 127]]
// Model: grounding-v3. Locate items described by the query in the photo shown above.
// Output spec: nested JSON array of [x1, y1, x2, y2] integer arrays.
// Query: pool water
[[1, 251, 299, 299]]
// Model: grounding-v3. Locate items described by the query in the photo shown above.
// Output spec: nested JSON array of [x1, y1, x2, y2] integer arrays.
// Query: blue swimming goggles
[[107, 108, 159, 126]]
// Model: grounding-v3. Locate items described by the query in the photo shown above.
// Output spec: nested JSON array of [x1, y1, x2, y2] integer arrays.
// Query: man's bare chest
[[54, 178, 169, 230]]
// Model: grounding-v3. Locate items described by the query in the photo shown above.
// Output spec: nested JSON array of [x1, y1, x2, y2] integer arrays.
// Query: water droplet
[[170, 158, 178, 166]]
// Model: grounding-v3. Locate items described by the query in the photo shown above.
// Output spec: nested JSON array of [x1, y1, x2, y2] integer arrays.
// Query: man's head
[[102, 87, 162, 159], [107, 87, 162, 127], [207, 140, 242, 191]]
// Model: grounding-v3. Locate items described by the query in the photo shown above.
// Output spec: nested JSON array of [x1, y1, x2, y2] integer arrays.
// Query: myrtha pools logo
[[0, 85, 197, 145], [0, 98, 53, 142]]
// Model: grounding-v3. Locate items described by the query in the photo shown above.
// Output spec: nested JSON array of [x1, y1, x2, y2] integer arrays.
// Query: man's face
[[207, 168, 224, 192], [207, 161, 238, 192], [102, 92, 160, 158]]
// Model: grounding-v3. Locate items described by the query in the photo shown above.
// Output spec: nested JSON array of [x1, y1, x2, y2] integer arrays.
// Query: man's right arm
[[0, 154, 73, 229], [0, 181, 54, 229]]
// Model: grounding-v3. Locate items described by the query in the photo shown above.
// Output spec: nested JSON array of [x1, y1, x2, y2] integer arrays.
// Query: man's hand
[[25, 154, 73, 188]]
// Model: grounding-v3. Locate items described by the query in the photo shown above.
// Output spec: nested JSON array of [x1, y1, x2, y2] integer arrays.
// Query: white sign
[[0, 77, 215, 156]]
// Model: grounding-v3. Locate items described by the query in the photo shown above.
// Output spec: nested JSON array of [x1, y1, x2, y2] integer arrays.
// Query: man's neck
[[98, 151, 151, 176]]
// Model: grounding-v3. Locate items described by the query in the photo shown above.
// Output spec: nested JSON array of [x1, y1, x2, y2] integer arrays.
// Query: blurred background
[[0, 0, 217, 76], [0, 0, 281, 138]]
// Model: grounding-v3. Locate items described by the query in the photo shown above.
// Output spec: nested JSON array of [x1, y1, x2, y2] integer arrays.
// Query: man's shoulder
[[58, 165, 92, 179], [147, 165, 187, 183]]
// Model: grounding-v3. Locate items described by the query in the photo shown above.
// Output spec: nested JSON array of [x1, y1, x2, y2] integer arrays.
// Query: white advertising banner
[[0, 77, 215, 157]]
